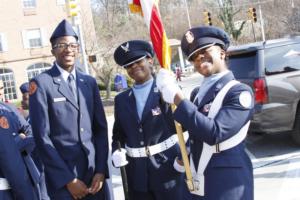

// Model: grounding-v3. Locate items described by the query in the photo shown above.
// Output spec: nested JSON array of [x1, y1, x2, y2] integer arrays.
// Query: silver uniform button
[[139, 128, 143, 133], [80, 128, 84, 132], [190, 139, 194, 144], [140, 141, 144, 146]]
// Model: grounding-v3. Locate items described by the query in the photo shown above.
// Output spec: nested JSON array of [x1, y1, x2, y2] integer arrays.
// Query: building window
[[0, 68, 17, 100], [0, 33, 8, 52], [22, 29, 44, 48], [27, 63, 51, 81], [56, 0, 66, 6], [28, 29, 42, 47], [0, 35, 3, 52], [22, 0, 36, 8]]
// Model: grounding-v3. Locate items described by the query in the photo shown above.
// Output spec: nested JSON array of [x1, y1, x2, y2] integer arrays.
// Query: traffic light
[[67, 0, 79, 17], [248, 7, 257, 23], [203, 11, 212, 26]]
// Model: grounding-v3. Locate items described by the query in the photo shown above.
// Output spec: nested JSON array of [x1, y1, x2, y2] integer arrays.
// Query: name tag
[[53, 97, 66, 102]]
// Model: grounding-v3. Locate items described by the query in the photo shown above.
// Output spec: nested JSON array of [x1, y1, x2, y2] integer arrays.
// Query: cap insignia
[[121, 42, 130, 53], [185, 31, 194, 44]]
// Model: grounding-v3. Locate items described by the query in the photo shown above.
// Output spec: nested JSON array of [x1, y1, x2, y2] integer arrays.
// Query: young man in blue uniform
[[19, 82, 50, 200], [0, 80, 40, 200], [156, 26, 254, 200], [29, 19, 109, 200], [112, 40, 186, 200]]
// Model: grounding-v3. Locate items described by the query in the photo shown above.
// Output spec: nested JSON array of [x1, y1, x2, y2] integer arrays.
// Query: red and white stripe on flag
[[128, 0, 171, 69]]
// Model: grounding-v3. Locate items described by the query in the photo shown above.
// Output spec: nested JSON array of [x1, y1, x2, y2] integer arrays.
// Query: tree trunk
[[105, 76, 111, 99]]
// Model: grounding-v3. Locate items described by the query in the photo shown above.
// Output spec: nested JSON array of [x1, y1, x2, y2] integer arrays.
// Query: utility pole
[[183, 0, 191, 28], [258, 4, 265, 41], [67, 0, 89, 74]]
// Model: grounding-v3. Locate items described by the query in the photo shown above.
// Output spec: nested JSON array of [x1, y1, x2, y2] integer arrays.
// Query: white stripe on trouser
[[0, 178, 11, 190], [189, 80, 251, 196], [125, 131, 189, 157]]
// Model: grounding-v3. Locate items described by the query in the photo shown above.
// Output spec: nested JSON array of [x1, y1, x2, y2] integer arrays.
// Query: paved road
[[107, 73, 300, 200]]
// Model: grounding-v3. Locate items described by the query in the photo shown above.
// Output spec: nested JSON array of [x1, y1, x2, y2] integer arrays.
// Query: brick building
[[0, 0, 97, 101]]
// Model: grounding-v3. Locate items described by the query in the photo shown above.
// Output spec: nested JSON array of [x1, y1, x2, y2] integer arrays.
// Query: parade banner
[[128, 0, 171, 70]]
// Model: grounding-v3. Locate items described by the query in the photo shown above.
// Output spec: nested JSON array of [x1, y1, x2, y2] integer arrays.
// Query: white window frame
[[22, 0, 36, 8], [56, 0, 66, 6], [27, 63, 51, 81], [0, 33, 8, 52], [22, 28, 47, 49], [0, 69, 17, 100]]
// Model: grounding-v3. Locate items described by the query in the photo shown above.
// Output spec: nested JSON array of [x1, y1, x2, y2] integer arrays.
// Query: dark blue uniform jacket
[[0, 106, 39, 200], [29, 65, 108, 199], [112, 81, 184, 192], [174, 72, 254, 200]]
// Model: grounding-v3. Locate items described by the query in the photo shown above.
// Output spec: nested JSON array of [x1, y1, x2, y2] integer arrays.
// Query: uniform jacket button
[[140, 141, 144, 146]]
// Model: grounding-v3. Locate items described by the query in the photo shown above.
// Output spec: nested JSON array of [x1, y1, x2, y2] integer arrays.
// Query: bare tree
[[91, 0, 149, 99]]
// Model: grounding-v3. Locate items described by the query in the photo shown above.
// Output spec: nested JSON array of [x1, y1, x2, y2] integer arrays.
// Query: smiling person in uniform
[[156, 26, 254, 200], [111, 40, 186, 200], [29, 19, 109, 200]]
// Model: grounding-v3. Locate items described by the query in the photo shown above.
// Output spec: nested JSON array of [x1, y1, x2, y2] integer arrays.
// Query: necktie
[[68, 74, 77, 103]]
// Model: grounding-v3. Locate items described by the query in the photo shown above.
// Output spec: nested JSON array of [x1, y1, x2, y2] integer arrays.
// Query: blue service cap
[[19, 82, 29, 94], [50, 19, 78, 44], [181, 26, 230, 61], [114, 40, 154, 68]]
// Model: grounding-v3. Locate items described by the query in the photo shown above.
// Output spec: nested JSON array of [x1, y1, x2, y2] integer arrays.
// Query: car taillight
[[253, 78, 268, 104]]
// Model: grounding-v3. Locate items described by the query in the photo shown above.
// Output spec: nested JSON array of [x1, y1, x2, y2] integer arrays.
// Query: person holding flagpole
[[111, 40, 187, 200], [156, 26, 254, 200]]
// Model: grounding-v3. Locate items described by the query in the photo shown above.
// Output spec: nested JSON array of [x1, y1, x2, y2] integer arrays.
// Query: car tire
[[291, 108, 300, 145]]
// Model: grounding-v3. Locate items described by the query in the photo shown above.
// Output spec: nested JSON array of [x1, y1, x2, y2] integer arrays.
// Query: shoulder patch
[[0, 116, 9, 129], [29, 81, 37, 95], [239, 91, 252, 108]]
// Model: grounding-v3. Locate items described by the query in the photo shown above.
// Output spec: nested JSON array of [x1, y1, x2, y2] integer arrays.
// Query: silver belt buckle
[[145, 146, 151, 157]]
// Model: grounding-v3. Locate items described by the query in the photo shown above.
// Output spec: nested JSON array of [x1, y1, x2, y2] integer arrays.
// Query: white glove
[[156, 69, 183, 104], [173, 157, 185, 173], [112, 148, 128, 168]]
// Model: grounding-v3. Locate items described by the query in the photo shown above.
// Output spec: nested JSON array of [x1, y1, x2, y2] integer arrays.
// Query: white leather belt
[[126, 132, 189, 158], [0, 178, 11, 190]]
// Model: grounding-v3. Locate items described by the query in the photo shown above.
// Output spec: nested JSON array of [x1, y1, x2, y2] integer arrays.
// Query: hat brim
[[122, 55, 147, 68], [187, 43, 215, 61]]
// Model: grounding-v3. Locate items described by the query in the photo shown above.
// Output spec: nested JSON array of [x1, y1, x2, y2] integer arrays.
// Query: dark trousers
[[128, 184, 186, 200]]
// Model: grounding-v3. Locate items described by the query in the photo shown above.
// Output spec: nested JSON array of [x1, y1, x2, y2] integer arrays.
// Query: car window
[[265, 43, 300, 75], [227, 51, 257, 78]]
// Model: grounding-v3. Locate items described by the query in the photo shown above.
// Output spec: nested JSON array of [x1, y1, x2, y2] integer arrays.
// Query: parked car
[[227, 36, 300, 145]]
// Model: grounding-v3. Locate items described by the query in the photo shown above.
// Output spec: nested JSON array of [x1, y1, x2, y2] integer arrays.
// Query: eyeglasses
[[53, 43, 79, 51]]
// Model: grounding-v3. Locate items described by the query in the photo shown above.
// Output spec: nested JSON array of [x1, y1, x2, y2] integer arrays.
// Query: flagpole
[[183, 0, 191, 28], [129, 0, 194, 191]]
